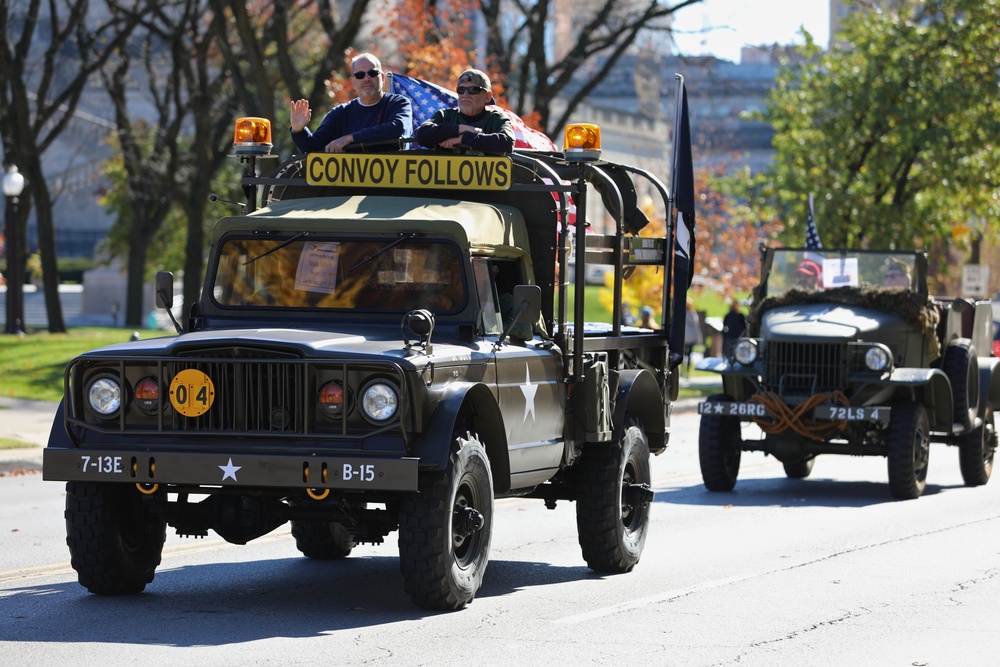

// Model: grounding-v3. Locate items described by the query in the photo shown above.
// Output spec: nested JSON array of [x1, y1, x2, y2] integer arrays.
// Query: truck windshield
[[767, 249, 916, 298], [211, 236, 466, 312]]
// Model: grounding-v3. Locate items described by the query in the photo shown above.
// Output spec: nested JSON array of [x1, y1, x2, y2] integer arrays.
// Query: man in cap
[[795, 259, 822, 290], [883, 260, 911, 288], [415, 69, 515, 155], [289, 52, 412, 153]]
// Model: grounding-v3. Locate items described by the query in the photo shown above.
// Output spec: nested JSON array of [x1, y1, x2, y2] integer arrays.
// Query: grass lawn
[[0, 327, 165, 402]]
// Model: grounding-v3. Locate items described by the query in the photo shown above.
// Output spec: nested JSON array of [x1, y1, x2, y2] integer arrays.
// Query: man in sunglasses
[[289, 53, 412, 153], [415, 69, 515, 155]]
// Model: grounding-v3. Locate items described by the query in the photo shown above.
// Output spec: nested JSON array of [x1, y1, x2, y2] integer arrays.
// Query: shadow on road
[[653, 476, 958, 509], [3, 554, 593, 644]]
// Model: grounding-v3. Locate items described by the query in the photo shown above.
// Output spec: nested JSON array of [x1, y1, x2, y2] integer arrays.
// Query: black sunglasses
[[353, 69, 381, 80], [457, 85, 486, 95]]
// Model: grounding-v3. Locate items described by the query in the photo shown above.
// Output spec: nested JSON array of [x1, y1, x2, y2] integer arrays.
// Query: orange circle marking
[[169, 369, 216, 417]]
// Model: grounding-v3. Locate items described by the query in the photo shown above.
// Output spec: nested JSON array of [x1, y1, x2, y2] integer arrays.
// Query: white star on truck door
[[219, 458, 241, 481], [520, 364, 537, 422]]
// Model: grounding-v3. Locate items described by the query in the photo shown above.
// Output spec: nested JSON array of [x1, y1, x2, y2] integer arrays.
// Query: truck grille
[[763, 341, 845, 401], [66, 354, 407, 441]]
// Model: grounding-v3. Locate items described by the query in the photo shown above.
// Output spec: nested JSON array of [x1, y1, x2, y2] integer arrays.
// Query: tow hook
[[624, 483, 655, 507], [453, 506, 485, 537]]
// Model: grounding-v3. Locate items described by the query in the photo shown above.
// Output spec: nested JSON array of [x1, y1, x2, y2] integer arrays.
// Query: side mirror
[[155, 271, 174, 309], [512, 285, 541, 324]]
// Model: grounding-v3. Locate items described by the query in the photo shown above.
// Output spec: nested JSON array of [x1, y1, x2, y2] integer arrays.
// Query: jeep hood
[[761, 303, 905, 341]]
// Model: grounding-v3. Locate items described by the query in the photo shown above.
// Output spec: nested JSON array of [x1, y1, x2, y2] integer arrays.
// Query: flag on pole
[[667, 76, 695, 369], [805, 192, 823, 249], [388, 73, 556, 150]]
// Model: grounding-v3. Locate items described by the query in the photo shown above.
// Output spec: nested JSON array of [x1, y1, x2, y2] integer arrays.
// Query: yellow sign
[[169, 369, 216, 417], [305, 153, 512, 191]]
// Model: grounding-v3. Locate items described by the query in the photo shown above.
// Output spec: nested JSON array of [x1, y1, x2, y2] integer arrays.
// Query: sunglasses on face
[[457, 85, 486, 95], [353, 69, 381, 80]]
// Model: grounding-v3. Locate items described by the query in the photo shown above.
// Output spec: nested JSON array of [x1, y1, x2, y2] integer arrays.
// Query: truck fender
[[887, 367, 953, 428], [409, 382, 512, 493], [976, 356, 1000, 412], [611, 369, 666, 453], [46, 400, 73, 449]]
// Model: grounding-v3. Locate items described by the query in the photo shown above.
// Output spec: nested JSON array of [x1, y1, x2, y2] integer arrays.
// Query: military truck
[[43, 115, 693, 610], [696, 246, 999, 500]]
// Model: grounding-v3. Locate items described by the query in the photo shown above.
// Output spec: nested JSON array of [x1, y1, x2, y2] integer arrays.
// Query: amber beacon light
[[233, 117, 273, 155], [563, 123, 601, 161]]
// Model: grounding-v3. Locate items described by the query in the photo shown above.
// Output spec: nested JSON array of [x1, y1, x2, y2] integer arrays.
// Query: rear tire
[[398, 432, 493, 611], [959, 405, 995, 487], [699, 395, 743, 491], [65, 481, 166, 595], [576, 416, 652, 573], [886, 401, 930, 500], [291, 520, 355, 559]]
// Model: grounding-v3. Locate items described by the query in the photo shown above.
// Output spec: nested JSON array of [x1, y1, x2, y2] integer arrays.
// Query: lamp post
[[3, 164, 26, 334]]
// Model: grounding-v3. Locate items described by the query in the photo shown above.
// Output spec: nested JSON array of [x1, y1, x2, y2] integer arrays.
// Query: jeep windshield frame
[[759, 247, 929, 301]]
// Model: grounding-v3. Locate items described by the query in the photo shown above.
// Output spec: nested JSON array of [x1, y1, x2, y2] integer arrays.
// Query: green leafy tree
[[759, 0, 1000, 262]]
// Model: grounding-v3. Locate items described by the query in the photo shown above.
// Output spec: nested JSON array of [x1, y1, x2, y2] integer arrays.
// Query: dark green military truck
[[43, 117, 692, 609], [696, 246, 999, 500]]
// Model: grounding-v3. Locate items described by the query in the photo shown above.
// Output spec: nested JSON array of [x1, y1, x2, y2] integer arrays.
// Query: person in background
[[883, 260, 911, 288], [414, 69, 515, 155], [620, 303, 636, 327], [639, 305, 659, 330], [795, 259, 822, 290], [722, 299, 747, 357], [289, 53, 412, 153], [684, 300, 704, 375]]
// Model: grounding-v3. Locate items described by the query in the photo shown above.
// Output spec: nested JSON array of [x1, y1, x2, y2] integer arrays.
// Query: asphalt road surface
[[2, 411, 998, 666]]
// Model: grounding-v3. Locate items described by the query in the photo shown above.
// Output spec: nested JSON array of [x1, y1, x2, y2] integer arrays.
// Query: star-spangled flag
[[667, 77, 695, 369], [806, 192, 823, 249], [388, 72, 556, 150]]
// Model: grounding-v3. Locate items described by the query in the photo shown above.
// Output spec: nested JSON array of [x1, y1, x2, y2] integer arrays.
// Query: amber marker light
[[135, 377, 162, 415], [563, 123, 601, 161], [319, 381, 347, 418], [233, 117, 273, 155]]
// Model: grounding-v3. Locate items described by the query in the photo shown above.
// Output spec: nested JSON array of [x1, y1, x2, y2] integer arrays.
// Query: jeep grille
[[763, 341, 845, 401]]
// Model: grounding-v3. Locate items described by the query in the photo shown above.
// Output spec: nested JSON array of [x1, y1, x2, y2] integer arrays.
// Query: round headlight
[[734, 338, 758, 365], [865, 345, 892, 372], [360, 381, 399, 423], [89, 377, 123, 416]]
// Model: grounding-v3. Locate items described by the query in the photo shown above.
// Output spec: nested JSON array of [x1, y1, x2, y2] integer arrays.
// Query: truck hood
[[78, 327, 478, 364], [761, 303, 905, 342]]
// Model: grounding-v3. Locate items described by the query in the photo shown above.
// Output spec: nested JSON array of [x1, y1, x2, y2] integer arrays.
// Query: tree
[[478, 0, 705, 137], [0, 0, 141, 332], [760, 0, 1000, 257]]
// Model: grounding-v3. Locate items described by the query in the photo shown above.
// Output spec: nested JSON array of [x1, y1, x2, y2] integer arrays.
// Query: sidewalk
[[0, 397, 54, 474]]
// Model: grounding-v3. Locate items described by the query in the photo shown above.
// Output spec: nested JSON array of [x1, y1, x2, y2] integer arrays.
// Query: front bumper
[[42, 448, 419, 491]]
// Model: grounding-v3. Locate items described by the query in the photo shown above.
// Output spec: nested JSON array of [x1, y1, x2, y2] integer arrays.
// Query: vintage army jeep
[[43, 116, 692, 609], [696, 246, 1000, 500]]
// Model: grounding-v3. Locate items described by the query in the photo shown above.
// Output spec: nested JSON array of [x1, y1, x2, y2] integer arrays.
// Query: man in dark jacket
[[415, 69, 515, 155], [289, 53, 412, 153], [722, 299, 747, 357]]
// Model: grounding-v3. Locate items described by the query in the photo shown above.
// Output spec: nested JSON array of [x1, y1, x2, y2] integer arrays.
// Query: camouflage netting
[[747, 287, 942, 361]]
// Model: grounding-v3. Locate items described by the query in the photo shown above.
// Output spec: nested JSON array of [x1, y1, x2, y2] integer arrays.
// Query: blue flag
[[806, 192, 823, 249], [387, 73, 456, 127]]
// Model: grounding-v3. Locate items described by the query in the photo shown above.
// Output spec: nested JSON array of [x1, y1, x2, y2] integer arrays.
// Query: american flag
[[388, 73, 556, 151], [806, 192, 823, 249]]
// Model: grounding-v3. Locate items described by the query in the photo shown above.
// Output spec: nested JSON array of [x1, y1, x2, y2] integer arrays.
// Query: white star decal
[[520, 364, 537, 423], [219, 458, 241, 482]]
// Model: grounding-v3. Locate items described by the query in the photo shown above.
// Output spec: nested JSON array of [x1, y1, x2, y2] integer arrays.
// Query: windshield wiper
[[348, 232, 418, 273], [244, 232, 309, 265]]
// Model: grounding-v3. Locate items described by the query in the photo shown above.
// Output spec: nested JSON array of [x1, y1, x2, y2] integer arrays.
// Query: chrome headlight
[[88, 376, 123, 416], [865, 345, 892, 372], [733, 338, 759, 365], [360, 381, 399, 423]]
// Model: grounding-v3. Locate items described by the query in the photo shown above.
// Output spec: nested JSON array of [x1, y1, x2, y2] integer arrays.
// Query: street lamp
[[3, 164, 26, 334]]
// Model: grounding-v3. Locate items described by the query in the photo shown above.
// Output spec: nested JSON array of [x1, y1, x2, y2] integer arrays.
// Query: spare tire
[[943, 338, 979, 429]]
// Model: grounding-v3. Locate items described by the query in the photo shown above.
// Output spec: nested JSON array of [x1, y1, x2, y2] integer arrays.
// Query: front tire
[[699, 394, 743, 491], [398, 432, 493, 611], [959, 405, 995, 487], [576, 416, 652, 573], [886, 401, 930, 500], [65, 481, 166, 595]]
